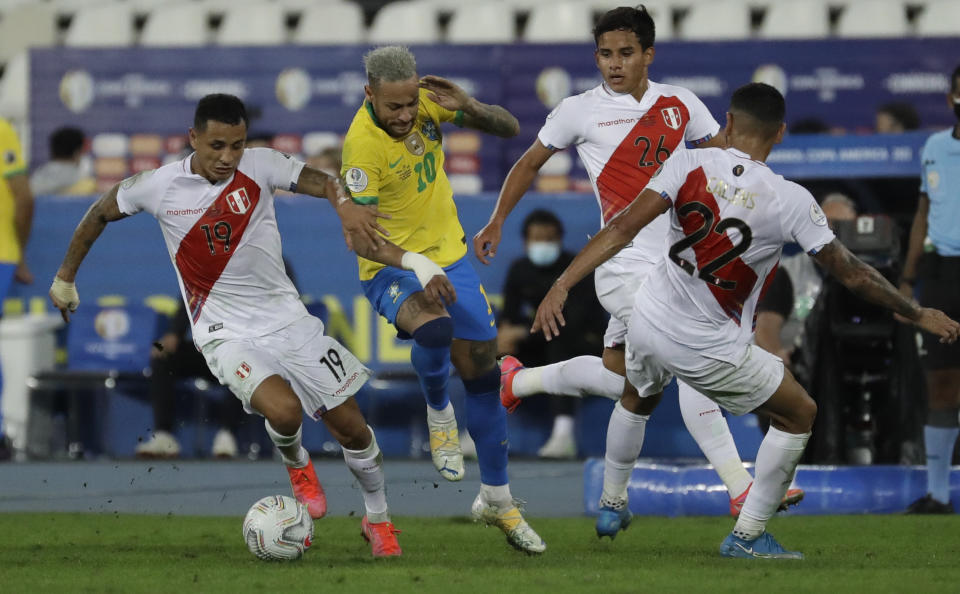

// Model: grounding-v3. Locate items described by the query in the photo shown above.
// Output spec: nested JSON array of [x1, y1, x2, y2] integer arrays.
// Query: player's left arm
[[813, 239, 959, 343], [419, 75, 519, 138], [295, 165, 391, 253], [532, 189, 669, 340], [8, 171, 33, 283]]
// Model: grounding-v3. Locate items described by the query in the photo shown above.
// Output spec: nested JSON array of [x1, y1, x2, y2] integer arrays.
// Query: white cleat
[[427, 415, 465, 482], [471, 492, 546, 555]]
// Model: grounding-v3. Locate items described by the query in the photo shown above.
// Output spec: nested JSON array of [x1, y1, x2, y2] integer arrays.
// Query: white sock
[[426, 401, 456, 424], [342, 426, 389, 523], [481, 483, 512, 507], [733, 426, 809, 540], [677, 381, 753, 497], [265, 420, 309, 468], [514, 355, 623, 400], [601, 401, 649, 503]]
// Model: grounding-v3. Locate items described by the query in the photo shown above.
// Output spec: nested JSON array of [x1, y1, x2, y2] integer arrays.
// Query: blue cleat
[[719, 531, 803, 560], [595, 505, 632, 539]]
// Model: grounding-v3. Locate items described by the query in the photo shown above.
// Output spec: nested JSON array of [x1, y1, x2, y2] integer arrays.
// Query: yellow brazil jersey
[[341, 88, 466, 281], [0, 117, 26, 264]]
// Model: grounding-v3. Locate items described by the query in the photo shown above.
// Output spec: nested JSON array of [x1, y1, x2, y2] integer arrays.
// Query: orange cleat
[[361, 516, 402, 557], [499, 355, 525, 413], [730, 482, 805, 517], [286, 459, 327, 519]]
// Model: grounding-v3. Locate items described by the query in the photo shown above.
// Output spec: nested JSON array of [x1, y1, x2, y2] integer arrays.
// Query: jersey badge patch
[[345, 167, 368, 193], [927, 170, 940, 191], [226, 187, 251, 215], [235, 361, 251, 380], [421, 119, 440, 141], [810, 202, 827, 226], [661, 106, 683, 131], [404, 132, 425, 156], [733, 164, 744, 177]]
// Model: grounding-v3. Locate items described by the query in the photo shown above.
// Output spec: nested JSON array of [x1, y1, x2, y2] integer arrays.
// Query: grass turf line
[[1, 513, 958, 593]]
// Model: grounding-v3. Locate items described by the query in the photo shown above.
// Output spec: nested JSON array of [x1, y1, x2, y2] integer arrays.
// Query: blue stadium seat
[[26, 304, 164, 458]]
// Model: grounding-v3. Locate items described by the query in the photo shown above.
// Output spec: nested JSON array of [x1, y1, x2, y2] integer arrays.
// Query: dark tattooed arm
[[56, 184, 127, 283], [295, 165, 391, 252], [460, 99, 520, 138], [812, 239, 920, 321], [419, 75, 519, 138]]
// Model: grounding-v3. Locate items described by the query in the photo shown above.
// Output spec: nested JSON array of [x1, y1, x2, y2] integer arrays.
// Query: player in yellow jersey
[[341, 46, 545, 554], [0, 116, 34, 458]]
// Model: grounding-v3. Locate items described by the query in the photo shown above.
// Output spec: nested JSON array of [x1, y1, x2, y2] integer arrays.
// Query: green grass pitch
[[2, 513, 958, 593]]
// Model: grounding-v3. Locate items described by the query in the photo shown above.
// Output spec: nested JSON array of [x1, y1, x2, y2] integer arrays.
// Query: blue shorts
[[0, 263, 15, 314], [361, 256, 497, 342]]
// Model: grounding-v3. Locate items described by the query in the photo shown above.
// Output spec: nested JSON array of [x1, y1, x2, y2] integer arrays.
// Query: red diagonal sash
[[175, 170, 261, 323]]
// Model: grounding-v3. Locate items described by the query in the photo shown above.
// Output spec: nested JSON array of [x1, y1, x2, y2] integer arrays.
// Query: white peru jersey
[[116, 148, 308, 348], [639, 147, 836, 360], [538, 80, 720, 264]]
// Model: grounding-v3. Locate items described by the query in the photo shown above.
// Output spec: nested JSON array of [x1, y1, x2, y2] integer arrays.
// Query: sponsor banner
[[769, 131, 929, 179], [30, 39, 960, 192]]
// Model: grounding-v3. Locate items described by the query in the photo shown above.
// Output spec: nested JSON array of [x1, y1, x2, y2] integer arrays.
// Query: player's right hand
[[337, 201, 391, 252], [915, 307, 960, 344], [424, 275, 457, 308], [531, 283, 568, 341], [49, 276, 80, 323], [472, 222, 501, 265]]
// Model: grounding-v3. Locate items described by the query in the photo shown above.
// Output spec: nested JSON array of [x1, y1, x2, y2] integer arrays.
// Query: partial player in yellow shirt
[[341, 46, 545, 554], [0, 116, 34, 458]]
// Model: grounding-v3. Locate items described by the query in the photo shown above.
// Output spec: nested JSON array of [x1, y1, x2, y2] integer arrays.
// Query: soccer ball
[[242, 495, 314, 561]]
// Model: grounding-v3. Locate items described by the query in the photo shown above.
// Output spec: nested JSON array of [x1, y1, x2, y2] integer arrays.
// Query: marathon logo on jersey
[[235, 361, 252, 380], [226, 188, 251, 215], [661, 106, 683, 130]]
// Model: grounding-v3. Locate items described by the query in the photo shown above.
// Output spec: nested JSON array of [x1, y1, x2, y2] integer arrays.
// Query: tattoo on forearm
[[816, 240, 918, 318], [466, 103, 519, 138]]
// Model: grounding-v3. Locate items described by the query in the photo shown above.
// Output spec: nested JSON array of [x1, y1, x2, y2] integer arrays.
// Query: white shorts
[[201, 315, 371, 421], [595, 256, 655, 348], [624, 312, 784, 416]]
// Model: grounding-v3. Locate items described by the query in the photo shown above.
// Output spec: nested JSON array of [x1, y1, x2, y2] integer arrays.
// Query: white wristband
[[401, 252, 445, 288], [50, 276, 80, 312]]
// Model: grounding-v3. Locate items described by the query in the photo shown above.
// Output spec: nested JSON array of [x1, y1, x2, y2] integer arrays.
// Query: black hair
[[877, 101, 920, 130], [593, 5, 655, 50], [522, 209, 564, 239], [49, 126, 85, 159], [729, 83, 785, 139], [193, 94, 248, 131], [952, 64, 960, 93]]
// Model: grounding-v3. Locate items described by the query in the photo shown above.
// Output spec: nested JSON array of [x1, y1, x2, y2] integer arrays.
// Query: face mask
[[527, 241, 561, 267]]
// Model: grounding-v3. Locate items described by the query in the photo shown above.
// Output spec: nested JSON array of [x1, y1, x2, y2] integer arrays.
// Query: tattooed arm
[[813, 238, 960, 342], [419, 75, 519, 138], [55, 184, 127, 284], [49, 184, 127, 320], [295, 165, 391, 252]]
